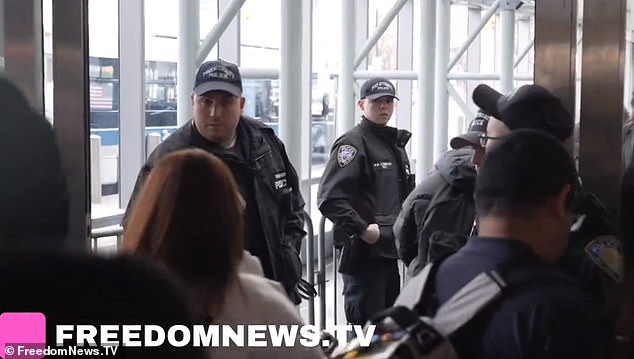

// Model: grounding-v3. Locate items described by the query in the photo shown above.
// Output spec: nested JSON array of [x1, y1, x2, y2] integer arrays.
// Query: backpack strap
[[394, 253, 453, 309], [431, 271, 503, 336], [432, 256, 580, 336]]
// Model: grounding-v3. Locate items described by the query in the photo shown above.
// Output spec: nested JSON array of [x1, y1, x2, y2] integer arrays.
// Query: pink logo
[[0, 313, 46, 359]]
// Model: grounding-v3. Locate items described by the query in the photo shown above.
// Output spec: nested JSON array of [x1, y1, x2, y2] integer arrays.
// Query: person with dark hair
[[0, 252, 212, 359], [396, 129, 600, 358], [473, 83, 621, 354], [122, 148, 324, 359], [125, 60, 306, 304], [318, 77, 415, 325], [0, 78, 69, 247], [0, 77, 210, 358]]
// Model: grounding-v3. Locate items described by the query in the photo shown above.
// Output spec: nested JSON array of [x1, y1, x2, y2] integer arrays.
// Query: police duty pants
[[341, 258, 400, 325]]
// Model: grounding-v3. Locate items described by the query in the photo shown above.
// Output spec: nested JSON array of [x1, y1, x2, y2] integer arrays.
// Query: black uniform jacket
[[318, 117, 414, 268], [124, 116, 306, 302]]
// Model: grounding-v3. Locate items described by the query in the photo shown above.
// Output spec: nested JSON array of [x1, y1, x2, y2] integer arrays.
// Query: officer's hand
[[360, 224, 380, 244]]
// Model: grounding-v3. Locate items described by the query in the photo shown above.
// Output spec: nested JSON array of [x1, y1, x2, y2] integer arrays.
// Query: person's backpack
[[332, 257, 578, 359], [408, 182, 476, 276]]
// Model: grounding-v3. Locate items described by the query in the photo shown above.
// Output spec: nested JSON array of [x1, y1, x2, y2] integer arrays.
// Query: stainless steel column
[[578, 0, 626, 214], [52, 0, 91, 249], [4, 0, 44, 113], [534, 0, 577, 117]]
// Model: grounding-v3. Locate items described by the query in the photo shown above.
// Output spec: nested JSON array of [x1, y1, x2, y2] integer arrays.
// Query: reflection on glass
[[623, 0, 633, 170]]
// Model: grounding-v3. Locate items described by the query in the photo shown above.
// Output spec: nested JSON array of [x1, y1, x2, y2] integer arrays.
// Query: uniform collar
[[188, 117, 272, 164], [360, 116, 411, 146]]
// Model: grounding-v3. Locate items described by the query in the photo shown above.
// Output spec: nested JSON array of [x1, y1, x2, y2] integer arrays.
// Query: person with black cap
[[472, 82, 621, 354], [396, 129, 601, 358], [124, 60, 307, 304], [318, 77, 415, 325], [393, 112, 488, 278]]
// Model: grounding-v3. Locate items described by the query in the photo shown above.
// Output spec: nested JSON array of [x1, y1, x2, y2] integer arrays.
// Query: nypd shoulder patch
[[584, 235, 624, 283], [337, 145, 358, 167]]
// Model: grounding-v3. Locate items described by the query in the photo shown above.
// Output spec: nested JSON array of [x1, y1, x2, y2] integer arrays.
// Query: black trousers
[[341, 258, 400, 325]]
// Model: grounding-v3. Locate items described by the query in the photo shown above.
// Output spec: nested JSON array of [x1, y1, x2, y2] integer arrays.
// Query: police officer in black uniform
[[318, 77, 415, 325], [124, 60, 306, 304]]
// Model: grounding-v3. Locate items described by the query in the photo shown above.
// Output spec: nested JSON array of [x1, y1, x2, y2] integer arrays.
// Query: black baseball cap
[[472, 84, 573, 141], [450, 111, 490, 149], [360, 77, 399, 101], [193, 59, 242, 97]]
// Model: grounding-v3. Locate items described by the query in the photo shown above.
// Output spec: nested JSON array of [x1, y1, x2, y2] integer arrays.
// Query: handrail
[[318, 216, 327, 330], [90, 226, 124, 250], [91, 226, 123, 238], [303, 211, 315, 326]]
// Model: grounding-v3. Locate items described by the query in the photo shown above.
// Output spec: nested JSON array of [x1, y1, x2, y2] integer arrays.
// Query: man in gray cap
[[318, 77, 415, 325], [125, 60, 307, 304]]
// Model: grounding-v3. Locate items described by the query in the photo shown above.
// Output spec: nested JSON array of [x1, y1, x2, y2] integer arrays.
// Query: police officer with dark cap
[[473, 83, 622, 353], [318, 77, 415, 325], [124, 60, 307, 304]]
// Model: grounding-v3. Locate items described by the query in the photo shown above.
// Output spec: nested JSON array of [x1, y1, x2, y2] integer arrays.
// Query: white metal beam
[[119, 0, 145, 209], [354, 0, 408, 69], [196, 0, 245, 66], [177, 0, 199, 126]]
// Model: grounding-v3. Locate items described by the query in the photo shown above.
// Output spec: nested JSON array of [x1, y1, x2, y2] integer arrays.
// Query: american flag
[[90, 84, 113, 110]]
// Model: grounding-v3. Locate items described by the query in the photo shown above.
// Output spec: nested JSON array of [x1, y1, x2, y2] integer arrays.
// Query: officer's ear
[[552, 183, 573, 220], [357, 99, 366, 111], [240, 96, 246, 112]]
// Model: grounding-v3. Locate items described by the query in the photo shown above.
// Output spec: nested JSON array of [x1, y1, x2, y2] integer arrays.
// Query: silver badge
[[337, 145, 358, 167]]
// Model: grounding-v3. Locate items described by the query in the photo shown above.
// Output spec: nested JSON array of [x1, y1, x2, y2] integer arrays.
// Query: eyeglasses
[[479, 134, 505, 147]]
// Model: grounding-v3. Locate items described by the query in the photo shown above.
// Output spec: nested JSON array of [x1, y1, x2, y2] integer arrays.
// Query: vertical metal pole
[[332, 245, 338, 325], [299, 0, 313, 211], [217, 0, 241, 63], [396, 0, 414, 136], [304, 212, 315, 325], [466, 6, 482, 111], [415, 0, 436, 179], [118, 0, 145, 209], [52, 0, 90, 250], [499, 5, 515, 93], [337, 0, 355, 136], [0, 0, 4, 74], [354, 0, 367, 122], [318, 217, 327, 330], [355, 0, 369, 71], [280, 0, 303, 171], [434, 0, 450, 160], [177, 0, 199, 127]]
